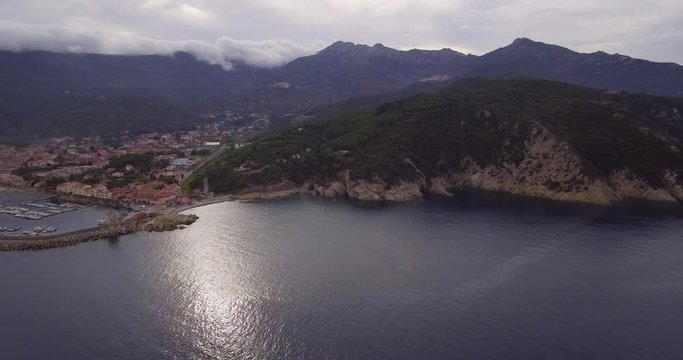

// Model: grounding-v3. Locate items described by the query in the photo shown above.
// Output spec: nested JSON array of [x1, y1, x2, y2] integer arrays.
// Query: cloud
[[0, 0, 682, 65], [0, 20, 323, 70]]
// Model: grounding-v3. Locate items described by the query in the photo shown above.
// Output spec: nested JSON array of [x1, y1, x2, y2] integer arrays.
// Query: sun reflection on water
[[153, 202, 299, 359]]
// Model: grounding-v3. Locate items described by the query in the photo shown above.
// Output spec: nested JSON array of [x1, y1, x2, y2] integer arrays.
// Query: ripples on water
[[1, 192, 683, 359]]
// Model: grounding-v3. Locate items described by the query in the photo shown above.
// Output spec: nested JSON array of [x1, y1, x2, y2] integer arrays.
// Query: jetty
[[0, 224, 136, 251], [0, 207, 199, 252]]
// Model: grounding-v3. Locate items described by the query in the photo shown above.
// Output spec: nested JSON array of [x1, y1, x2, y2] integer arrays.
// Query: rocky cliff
[[188, 79, 683, 206], [300, 125, 680, 205]]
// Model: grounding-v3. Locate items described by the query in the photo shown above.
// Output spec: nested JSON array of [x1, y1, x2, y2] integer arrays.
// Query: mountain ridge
[[3, 38, 683, 139]]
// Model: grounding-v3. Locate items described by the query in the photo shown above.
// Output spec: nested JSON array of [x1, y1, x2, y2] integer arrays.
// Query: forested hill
[[186, 79, 683, 205]]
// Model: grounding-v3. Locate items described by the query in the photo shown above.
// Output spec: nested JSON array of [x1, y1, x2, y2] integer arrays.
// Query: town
[[0, 110, 271, 210]]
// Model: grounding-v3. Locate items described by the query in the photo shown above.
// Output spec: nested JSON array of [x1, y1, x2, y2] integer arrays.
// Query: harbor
[[0, 199, 86, 220], [1, 191, 111, 236]]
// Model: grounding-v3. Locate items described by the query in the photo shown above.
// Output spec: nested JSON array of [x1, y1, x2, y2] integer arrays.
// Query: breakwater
[[0, 209, 201, 252], [0, 224, 135, 251]]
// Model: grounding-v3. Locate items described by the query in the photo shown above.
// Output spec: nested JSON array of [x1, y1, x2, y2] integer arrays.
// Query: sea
[[1, 192, 682, 359]]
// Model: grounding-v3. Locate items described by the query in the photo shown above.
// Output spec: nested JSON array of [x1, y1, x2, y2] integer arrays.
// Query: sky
[[1, 0, 682, 69]]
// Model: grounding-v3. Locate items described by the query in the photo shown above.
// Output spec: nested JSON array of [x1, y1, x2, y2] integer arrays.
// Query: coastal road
[[183, 144, 227, 180]]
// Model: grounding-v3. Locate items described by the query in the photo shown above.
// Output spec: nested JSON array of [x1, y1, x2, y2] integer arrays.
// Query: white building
[[172, 158, 189, 167]]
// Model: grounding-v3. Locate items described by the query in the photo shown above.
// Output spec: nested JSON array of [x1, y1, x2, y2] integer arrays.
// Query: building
[[38, 166, 98, 178], [56, 182, 112, 199], [172, 158, 189, 167]]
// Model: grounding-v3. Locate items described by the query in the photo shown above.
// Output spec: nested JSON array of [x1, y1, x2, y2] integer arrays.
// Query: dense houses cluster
[[0, 174, 26, 188], [0, 144, 56, 172], [0, 123, 230, 205], [113, 182, 181, 205], [56, 181, 186, 206], [202, 110, 271, 140], [1, 111, 271, 207], [57, 182, 112, 199]]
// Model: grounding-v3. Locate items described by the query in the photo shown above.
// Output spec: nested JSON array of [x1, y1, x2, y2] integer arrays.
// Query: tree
[[109, 153, 154, 172], [45, 177, 66, 187]]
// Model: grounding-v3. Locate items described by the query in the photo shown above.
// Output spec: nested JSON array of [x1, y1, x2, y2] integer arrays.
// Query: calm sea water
[[1, 193, 683, 359]]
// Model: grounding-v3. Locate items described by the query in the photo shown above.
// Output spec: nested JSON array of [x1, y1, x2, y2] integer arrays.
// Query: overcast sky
[[1, 0, 682, 69]]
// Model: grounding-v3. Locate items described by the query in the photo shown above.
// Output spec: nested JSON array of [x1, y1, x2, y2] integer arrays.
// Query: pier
[[0, 224, 135, 251]]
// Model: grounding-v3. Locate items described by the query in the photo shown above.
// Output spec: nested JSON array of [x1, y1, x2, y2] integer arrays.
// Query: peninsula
[[185, 79, 683, 206]]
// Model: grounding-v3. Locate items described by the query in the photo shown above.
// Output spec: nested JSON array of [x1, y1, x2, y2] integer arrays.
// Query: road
[[183, 145, 227, 180]]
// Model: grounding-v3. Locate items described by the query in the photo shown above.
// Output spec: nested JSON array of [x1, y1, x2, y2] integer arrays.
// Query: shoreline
[[4, 185, 682, 252], [0, 190, 284, 252], [201, 185, 683, 211], [172, 188, 305, 213], [171, 194, 235, 214]]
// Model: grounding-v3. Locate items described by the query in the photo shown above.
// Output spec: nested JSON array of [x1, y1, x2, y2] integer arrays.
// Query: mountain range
[[2, 37, 683, 139]]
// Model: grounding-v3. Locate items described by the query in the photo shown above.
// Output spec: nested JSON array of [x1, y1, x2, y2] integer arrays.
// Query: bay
[[1, 193, 682, 359]]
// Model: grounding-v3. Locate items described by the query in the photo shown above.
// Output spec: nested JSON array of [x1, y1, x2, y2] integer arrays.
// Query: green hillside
[[186, 79, 683, 204]]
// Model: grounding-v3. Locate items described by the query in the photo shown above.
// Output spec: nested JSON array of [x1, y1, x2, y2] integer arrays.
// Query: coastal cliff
[[301, 124, 680, 205], [187, 79, 683, 206]]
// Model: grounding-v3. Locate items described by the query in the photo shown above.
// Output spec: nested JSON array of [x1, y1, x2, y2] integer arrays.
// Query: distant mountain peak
[[317, 41, 403, 59], [490, 37, 573, 58], [506, 37, 554, 50], [320, 41, 358, 53], [511, 37, 537, 45], [318, 41, 468, 60]]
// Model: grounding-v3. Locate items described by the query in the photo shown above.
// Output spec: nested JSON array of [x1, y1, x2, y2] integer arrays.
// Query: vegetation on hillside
[[186, 79, 683, 194]]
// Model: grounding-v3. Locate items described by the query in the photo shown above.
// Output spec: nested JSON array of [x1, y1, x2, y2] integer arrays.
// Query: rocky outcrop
[[664, 170, 683, 201], [341, 162, 427, 202], [450, 127, 619, 205], [608, 170, 678, 203], [344, 177, 424, 202], [304, 127, 682, 205], [310, 170, 426, 202], [224, 126, 682, 206], [315, 181, 347, 198], [144, 214, 199, 232], [428, 176, 453, 197]]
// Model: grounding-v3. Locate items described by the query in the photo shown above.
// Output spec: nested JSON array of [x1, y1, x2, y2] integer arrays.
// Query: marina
[[0, 199, 85, 220], [1, 192, 112, 236], [0, 226, 59, 236]]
